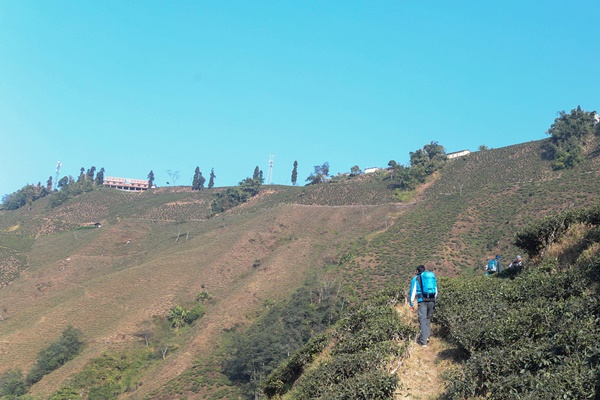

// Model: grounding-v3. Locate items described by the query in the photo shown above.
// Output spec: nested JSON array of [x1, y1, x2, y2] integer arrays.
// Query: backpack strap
[[417, 274, 423, 301]]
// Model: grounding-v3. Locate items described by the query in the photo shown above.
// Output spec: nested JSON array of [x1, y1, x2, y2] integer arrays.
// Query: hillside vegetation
[[0, 182, 397, 399], [0, 133, 599, 399], [262, 203, 600, 399], [434, 206, 600, 399]]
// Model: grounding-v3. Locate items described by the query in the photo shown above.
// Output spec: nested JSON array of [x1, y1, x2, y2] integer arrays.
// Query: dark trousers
[[417, 301, 435, 345]]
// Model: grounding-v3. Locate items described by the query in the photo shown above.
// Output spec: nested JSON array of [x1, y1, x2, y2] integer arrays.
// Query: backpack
[[418, 271, 437, 302], [487, 259, 497, 272]]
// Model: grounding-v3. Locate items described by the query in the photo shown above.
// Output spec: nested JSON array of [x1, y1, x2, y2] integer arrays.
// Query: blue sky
[[1, 1, 598, 197]]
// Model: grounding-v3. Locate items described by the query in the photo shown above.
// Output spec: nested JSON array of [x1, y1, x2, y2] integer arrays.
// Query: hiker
[[409, 265, 438, 347], [485, 255, 502, 276], [508, 255, 523, 269]]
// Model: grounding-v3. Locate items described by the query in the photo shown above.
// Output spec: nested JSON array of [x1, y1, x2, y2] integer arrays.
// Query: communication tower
[[267, 154, 274, 185]]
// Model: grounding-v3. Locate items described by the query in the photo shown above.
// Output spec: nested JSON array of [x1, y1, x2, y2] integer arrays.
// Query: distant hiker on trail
[[508, 255, 523, 269], [485, 255, 502, 276], [409, 265, 438, 347]]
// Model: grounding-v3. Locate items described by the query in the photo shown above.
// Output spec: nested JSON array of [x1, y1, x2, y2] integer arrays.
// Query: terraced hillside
[[0, 137, 598, 399], [0, 182, 398, 398], [340, 139, 600, 295]]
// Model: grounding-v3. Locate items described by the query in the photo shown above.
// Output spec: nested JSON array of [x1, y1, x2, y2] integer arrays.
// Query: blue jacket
[[409, 273, 438, 307]]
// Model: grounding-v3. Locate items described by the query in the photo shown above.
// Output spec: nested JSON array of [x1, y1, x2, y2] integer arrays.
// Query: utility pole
[[267, 154, 274, 185]]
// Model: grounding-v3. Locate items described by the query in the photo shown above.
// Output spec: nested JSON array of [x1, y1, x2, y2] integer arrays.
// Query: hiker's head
[[516, 255, 522, 260], [416, 265, 426, 274]]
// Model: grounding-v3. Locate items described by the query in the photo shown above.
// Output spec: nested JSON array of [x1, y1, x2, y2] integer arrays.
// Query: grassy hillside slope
[[263, 204, 600, 399], [0, 137, 598, 399], [0, 184, 397, 398], [341, 139, 600, 295]]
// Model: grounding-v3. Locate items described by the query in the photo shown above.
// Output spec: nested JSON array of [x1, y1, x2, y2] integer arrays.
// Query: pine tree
[[192, 167, 201, 190], [95, 168, 105, 185], [147, 170, 155, 189], [86, 166, 96, 182], [291, 161, 298, 186], [208, 168, 216, 189]]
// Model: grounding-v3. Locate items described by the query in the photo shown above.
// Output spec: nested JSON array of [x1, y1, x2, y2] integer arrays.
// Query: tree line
[[0, 142, 442, 212], [4, 105, 595, 211], [1, 166, 105, 210]]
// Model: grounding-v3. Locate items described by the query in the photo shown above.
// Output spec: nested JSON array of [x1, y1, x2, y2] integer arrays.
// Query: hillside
[[0, 181, 398, 398], [344, 139, 600, 291], [0, 137, 599, 399], [262, 203, 600, 399]]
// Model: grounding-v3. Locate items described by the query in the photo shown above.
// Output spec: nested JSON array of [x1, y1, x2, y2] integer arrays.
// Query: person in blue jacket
[[409, 265, 438, 347]]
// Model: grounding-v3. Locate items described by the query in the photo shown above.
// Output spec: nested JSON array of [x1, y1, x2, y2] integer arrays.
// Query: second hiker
[[485, 255, 502, 276], [508, 255, 523, 269], [409, 265, 438, 347]]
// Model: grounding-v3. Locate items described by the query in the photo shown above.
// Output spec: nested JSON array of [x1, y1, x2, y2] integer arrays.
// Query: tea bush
[[437, 268, 598, 397], [516, 203, 600, 257], [263, 298, 416, 399], [434, 208, 600, 400], [223, 282, 345, 398], [261, 332, 330, 397], [0, 369, 27, 397]]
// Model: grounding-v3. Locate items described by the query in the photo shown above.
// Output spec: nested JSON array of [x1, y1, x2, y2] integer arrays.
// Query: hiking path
[[394, 304, 461, 400]]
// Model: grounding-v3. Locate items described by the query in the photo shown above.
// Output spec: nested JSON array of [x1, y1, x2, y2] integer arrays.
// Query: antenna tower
[[267, 154, 274, 185], [54, 161, 62, 190]]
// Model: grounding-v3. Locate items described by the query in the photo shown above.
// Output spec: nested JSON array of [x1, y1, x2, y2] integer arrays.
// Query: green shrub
[[211, 178, 261, 213], [333, 305, 414, 355], [262, 333, 330, 397], [0, 369, 26, 396], [60, 348, 155, 399], [264, 296, 416, 399], [196, 290, 213, 301], [168, 303, 205, 329], [224, 282, 344, 398], [88, 383, 121, 400], [26, 326, 84, 385], [186, 303, 206, 323], [515, 203, 600, 257], [294, 367, 398, 400], [48, 385, 82, 399]]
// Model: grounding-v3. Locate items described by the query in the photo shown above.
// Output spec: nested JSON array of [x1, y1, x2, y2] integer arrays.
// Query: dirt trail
[[394, 305, 459, 400]]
